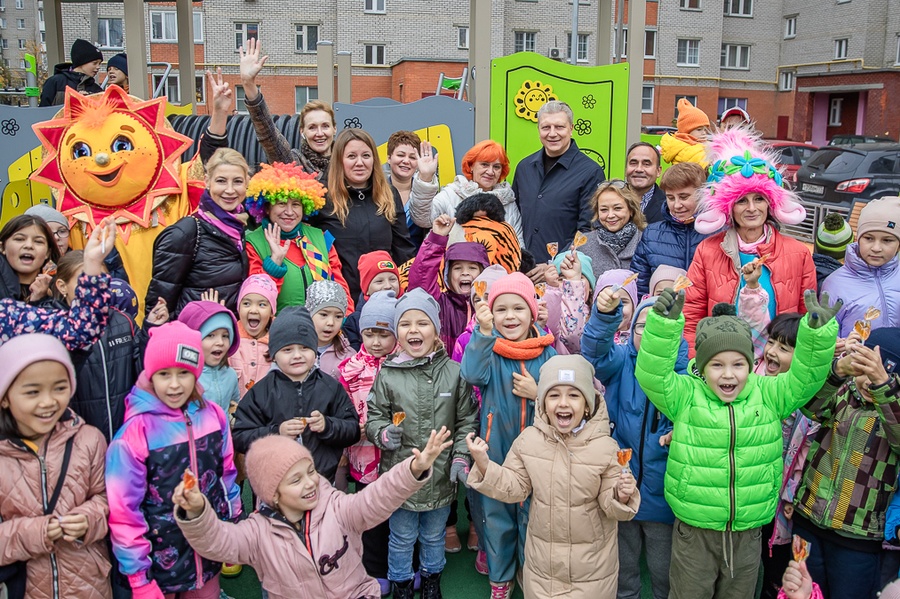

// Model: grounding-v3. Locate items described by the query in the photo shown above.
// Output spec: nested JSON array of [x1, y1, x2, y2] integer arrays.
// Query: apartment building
[[0, 0, 43, 85]]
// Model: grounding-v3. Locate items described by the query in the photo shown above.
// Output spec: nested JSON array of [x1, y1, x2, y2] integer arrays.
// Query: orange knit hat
[[676, 98, 710, 135]]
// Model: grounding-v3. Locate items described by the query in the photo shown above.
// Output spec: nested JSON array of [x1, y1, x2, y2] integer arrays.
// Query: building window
[[720, 44, 750, 69], [294, 24, 318, 53], [679, 0, 701, 8], [0, 1, 5, 10], [676, 39, 700, 66], [615, 27, 628, 57], [458, 26, 469, 50], [295, 86, 319, 112], [151, 12, 202, 43], [97, 17, 123, 49], [0, 18, 6, 29], [364, 0, 386, 13], [16, 38, 23, 49], [779, 70, 795, 91], [514, 31, 536, 53], [14, 0, 22, 10], [829, 98, 843, 126], [724, 0, 752, 16], [0, 39, 7, 49], [151, 74, 206, 104], [644, 29, 657, 58], [642, 85, 654, 113], [235, 86, 247, 113], [834, 38, 848, 59], [718, 97, 747, 118], [235, 22, 259, 51], [16, 18, 24, 29], [566, 33, 589, 62], [364, 43, 385, 65], [784, 16, 797, 39], [675, 95, 698, 116]]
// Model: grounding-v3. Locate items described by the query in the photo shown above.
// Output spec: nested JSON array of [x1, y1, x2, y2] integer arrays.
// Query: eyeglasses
[[51, 228, 69, 240], [597, 179, 627, 191]]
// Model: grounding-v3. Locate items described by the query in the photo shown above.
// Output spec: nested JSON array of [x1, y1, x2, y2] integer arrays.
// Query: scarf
[[196, 190, 245, 251], [737, 224, 772, 255], [300, 138, 331, 174], [492, 327, 555, 360], [594, 221, 638, 255]]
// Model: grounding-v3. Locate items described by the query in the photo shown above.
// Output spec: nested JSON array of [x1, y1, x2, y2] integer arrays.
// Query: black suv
[[796, 143, 900, 207]]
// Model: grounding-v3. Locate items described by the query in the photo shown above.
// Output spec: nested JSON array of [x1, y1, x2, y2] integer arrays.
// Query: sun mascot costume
[[29, 85, 203, 316]]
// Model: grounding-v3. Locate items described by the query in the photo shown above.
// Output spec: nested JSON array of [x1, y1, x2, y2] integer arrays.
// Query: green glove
[[803, 290, 842, 329], [652, 288, 685, 320]]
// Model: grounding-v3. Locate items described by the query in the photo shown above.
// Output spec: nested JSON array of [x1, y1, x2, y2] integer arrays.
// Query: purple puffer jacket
[[820, 243, 900, 338], [407, 232, 489, 351]]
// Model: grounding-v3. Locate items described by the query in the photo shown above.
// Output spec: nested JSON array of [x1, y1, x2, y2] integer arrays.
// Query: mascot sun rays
[[31, 85, 197, 240]]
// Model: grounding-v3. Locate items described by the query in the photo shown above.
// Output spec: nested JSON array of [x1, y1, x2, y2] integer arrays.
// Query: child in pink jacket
[[543, 250, 595, 355], [229, 274, 278, 397], [173, 429, 451, 599]]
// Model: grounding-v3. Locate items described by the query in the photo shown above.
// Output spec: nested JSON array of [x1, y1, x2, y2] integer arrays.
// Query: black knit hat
[[695, 303, 754, 374], [268, 306, 319, 355], [865, 327, 900, 375], [70, 39, 103, 68], [107, 52, 128, 77]]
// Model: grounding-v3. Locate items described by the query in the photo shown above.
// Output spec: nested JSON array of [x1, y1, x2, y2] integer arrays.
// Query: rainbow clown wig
[[244, 162, 327, 223], [694, 126, 806, 235]]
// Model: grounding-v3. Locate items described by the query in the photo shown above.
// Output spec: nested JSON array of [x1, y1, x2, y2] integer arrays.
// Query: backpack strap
[[45, 436, 76, 515]]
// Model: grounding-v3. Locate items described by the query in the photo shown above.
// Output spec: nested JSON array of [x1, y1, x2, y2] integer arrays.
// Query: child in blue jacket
[[582, 287, 688, 599]]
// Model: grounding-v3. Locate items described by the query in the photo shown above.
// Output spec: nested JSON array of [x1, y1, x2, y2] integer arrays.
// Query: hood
[[123, 374, 203, 421], [842, 242, 898, 276], [178, 301, 241, 357], [52, 62, 74, 75], [533, 383, 611, 445], [444, 241, 490, 295], [629, 296, 658, 352]]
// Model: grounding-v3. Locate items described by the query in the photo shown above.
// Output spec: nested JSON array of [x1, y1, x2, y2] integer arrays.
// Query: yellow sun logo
[[514, 80, 559, 122], [30, 86, 197, 240]]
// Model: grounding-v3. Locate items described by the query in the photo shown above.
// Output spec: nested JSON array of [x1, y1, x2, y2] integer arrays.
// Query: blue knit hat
[[395, 287, 441, 335], [359, 290, 398, 335]]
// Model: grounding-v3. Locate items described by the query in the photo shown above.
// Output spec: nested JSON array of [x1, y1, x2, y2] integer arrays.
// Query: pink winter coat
[[228, 322, 271, 398], [318, 334, 354, 380], [176, 456, 429, 599]]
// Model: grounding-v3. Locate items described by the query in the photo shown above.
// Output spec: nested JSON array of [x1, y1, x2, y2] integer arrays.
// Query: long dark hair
[[0, 214, 62, 272]]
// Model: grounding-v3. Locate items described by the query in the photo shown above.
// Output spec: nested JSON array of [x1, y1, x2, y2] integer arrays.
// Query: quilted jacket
[[634, 310, 837, 531], [0, 411, 111, 599], [631, 203, 708, 296]]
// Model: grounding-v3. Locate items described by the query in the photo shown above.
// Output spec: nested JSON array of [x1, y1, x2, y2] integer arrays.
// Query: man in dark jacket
[[39, 39, 103, 107], [512, 100, 604, 275], [625, 142, 666, 224]]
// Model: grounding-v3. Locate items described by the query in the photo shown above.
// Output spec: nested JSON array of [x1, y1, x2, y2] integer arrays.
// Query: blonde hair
[[206, 148, 249, 180], [592, 182, 647, 231], [299, 100, 336, 129], [327, 129, 396, 225]]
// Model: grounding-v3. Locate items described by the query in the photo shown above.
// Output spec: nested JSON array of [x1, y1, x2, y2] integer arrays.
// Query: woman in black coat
[[145, 147, 249, 317], [306, 128, 416, 300]]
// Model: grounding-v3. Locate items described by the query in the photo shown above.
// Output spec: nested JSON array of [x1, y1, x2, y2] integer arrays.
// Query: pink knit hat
[[489, 272, 538, 320], [0, 334, 76, 400], [143, 321, 203, 380], [695, 125, 806, 235], [239, 274, 280, 315], [245, 435, 315, 506]]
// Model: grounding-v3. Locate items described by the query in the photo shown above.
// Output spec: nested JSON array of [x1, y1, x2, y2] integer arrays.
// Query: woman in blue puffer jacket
[[631, 163, 709, 297]]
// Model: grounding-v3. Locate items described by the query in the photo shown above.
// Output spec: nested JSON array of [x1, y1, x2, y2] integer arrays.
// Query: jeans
[[794, 525, 881, 599], [388, 506, 451, 582], [616, 520, 672, 599]]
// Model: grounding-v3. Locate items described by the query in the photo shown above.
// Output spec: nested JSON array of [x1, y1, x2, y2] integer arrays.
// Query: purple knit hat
[[595, 269, 639, 309]]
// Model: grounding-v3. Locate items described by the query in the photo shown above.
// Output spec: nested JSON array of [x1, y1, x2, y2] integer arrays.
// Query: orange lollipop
[[854, 319, 872, 341], [617, 448, 633, 467], [572, 231, 588, 249], [393, 412, 406, 426], [864, 306, 882, 321], [792, 535, 809, 562], [534, 283, 547, 298], [473, 280, 487, 300], [546, 242, 559, 259], [673, 275, 693, 292], [182, 468, 197, 491], [43, 261, 57, 276]]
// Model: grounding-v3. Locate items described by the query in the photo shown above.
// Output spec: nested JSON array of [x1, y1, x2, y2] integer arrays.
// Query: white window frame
[[0, 1, 5, 10], [235, 86, 248, 113], [1, 18, 7, 30], [615, 27, 628, 58], [152, 73, 206, 105], [364, 0, 386, 14], [294, 23, 318, 53], [644, 28, 657, 58], [235, 22, 259, 51], [16, 38, 24, 49], [457, 26, 469, 50], [676, 38, 700, 66], [642, 84, 654, 113], [784, 16, 797, 39], [720, 43, 750, 70], [779, 71, 795, 91], [97, 17, 123, 49], [724, 0, 752, 17], [0, 39, 7, 49], [364, 43, 385, 65], [834, 38, 848, 59], [294, 86, 319, 112], [16, 18, 24, 29], [150, 11, 202, 43], [896, 36, 900, 65], [829, 98, 843, 126], [675, 95, 698, 117], [679, 0, 701, 9], [514, 31, 536, 53], [566, 32, 589, 62], [14, 0, 22, 10]]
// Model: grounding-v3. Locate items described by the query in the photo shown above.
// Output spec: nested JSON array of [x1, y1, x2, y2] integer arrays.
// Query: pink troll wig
[[694, 126, 806, 235]]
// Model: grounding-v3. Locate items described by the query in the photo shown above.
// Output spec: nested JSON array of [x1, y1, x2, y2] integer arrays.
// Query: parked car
[[641, 125, 678, 135], [766, 140, 818, 188], [828, 134, 897, 146], [796, 143, 900, 207]]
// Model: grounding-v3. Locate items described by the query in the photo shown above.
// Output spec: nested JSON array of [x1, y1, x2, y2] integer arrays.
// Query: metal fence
[[781, 199, 851, 244]]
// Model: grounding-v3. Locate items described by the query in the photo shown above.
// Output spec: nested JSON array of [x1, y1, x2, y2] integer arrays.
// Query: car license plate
[[802, 183, 824, 194]]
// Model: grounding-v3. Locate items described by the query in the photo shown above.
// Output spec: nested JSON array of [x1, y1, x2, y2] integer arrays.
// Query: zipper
[[636, 398, 650, 490], [99, 341, 113, 440], [875, 271, 888, 322], [183, 409, 204, 588], [485, 412, 493, 444], [519, 361, 528, 433], [34, 439, 60, 599], [727, 404, 736, 531]]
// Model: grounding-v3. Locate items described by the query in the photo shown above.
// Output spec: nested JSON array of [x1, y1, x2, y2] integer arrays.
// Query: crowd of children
[[3, 97, 900, 599]]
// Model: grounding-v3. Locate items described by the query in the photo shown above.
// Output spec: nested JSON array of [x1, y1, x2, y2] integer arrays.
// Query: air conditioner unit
[[548, 47, 562, 60]]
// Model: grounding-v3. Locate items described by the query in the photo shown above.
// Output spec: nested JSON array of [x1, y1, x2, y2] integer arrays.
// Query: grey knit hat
[[268, 306, 318, 354], [359, 290, 398, 335], [25, 204, 68, 228], [305, 279, 348, 316], [394, 287, 441, 335]]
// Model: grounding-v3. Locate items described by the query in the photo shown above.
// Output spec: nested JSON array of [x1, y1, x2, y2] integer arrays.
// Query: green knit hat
[[695, 303, 754, 374], [815, 213, 853, 260]]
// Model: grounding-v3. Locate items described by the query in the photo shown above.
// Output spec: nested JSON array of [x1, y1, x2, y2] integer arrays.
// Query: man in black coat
[[625, 142, 666, 225]]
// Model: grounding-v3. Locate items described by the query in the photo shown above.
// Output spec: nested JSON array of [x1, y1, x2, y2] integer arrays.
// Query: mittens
[[380, 424, 403, 450], [652, 289, 685, 320], [450, 457, 470, 486], [803, 290, 842, 329]]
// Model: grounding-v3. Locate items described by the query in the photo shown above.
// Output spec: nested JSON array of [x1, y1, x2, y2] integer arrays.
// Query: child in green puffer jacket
[[635, 288, 840, 599]]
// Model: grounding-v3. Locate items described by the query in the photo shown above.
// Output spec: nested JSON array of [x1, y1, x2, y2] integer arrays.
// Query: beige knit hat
[[857, 196, 900, 241], [537, 354, 598, 414]]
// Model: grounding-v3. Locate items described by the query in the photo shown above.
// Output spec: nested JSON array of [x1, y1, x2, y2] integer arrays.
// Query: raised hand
[[476, 302, 494, 336], [652, 288, 685, 320], [616, 469, 636, 503], [83, 217, 117, 276], [29, 273, 52, 302], [238, 37, 268, 101], [559, 252, 583, 282], [595, 286, 622, 314], [264, 223, 290, 267], [803, 290, 842, 329], [465, 432, 490, 473], [431, 214, 455, 237], [411, 427, 452, 477], [206, 67, 233, 136], [535, 300, 549, 329], [146, 297, 170, 326], [416, 141, 438, 182], [172, 480, 206, 520], [200, 288, 223, 305]]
